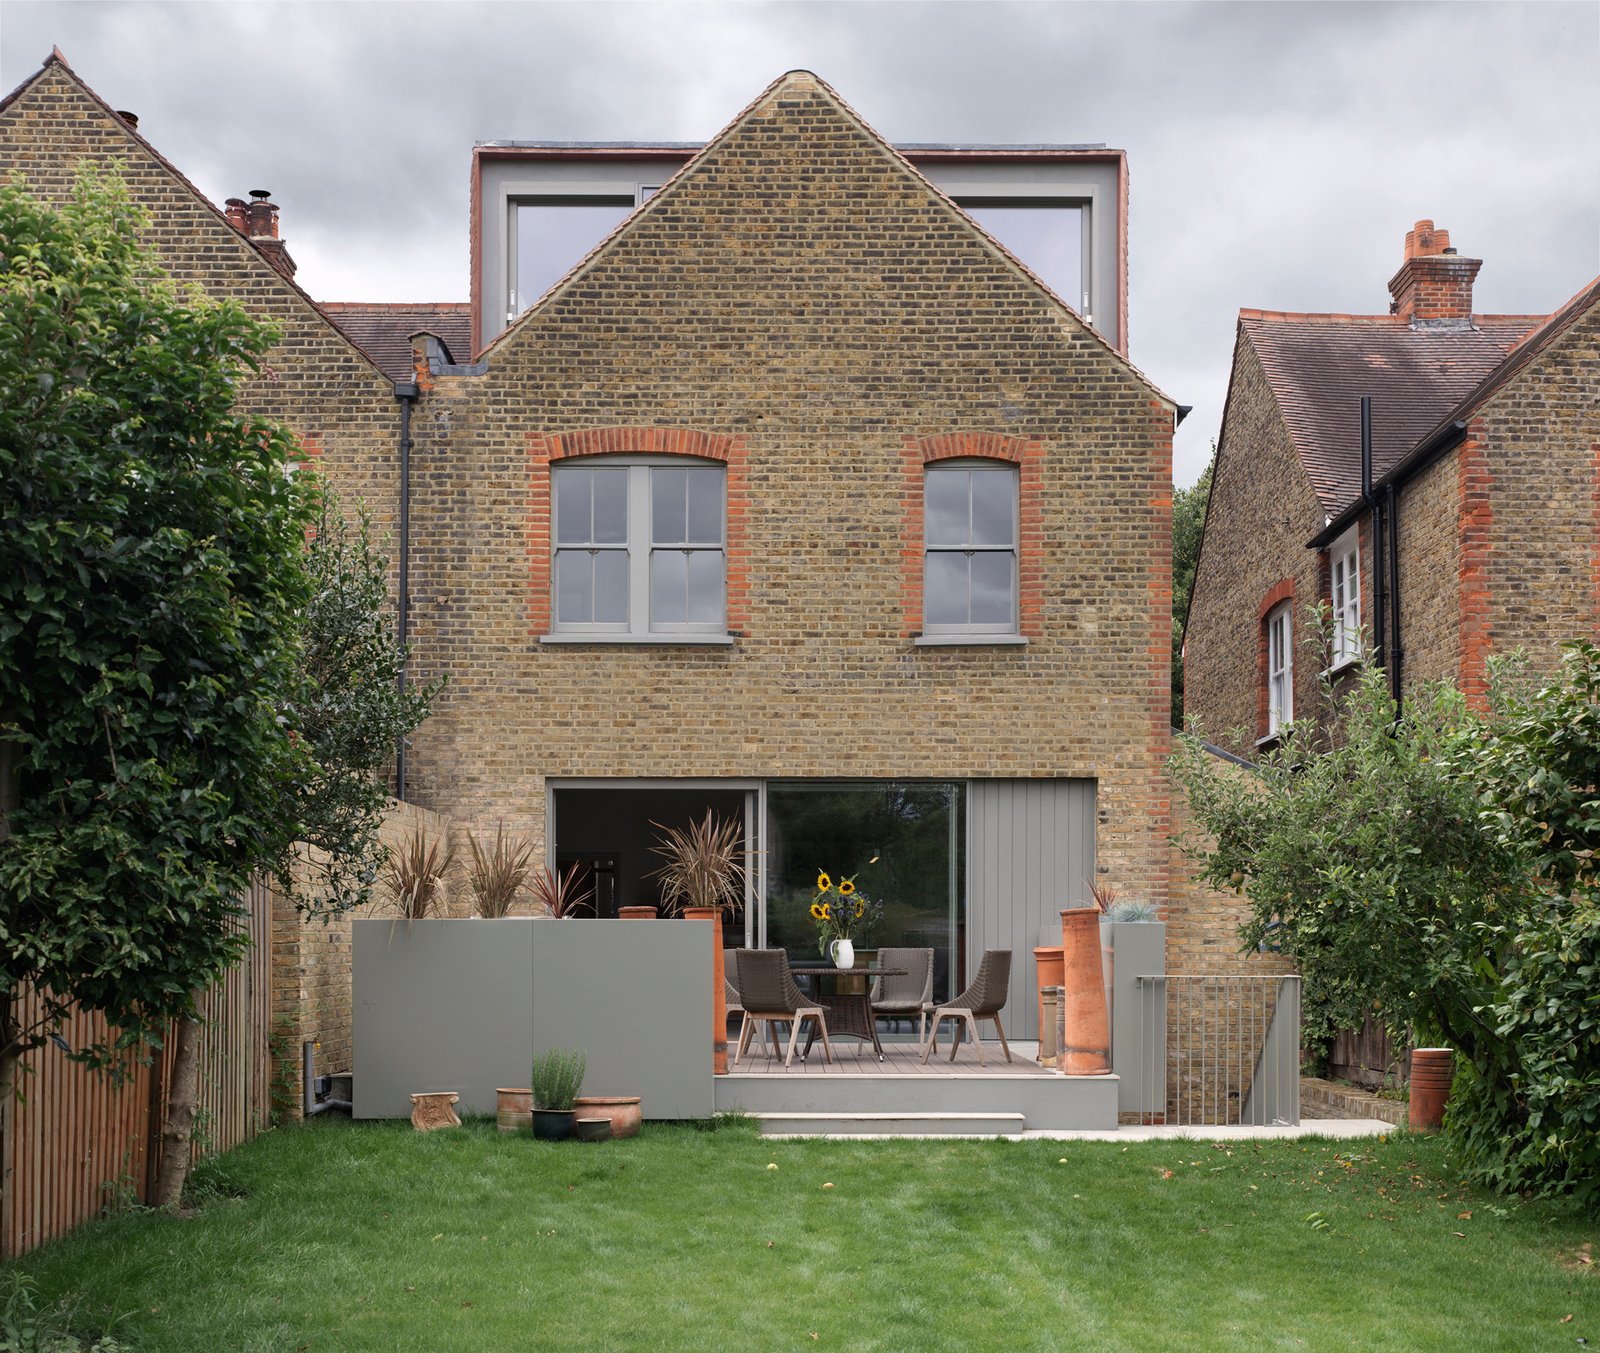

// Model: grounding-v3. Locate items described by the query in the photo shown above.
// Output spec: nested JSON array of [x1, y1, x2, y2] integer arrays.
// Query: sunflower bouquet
[[808, 868, 884, 956]]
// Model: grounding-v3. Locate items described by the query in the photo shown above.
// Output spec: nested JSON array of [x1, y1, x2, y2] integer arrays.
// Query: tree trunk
[[152, 1012, 201, 1209]]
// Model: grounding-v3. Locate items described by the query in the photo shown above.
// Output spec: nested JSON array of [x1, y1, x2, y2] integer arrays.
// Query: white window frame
[[548, 456, 727, 642], [920, 461, 1021, 640], [1329, 527, 1362, 668], [1266, 603, 1293, 736]]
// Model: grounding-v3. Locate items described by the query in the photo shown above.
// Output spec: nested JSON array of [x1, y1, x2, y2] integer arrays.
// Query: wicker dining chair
[[734, 949, 833, 1069], [920, 949, 1013, 1065], [870, 947, 935, 1043], [723, 947, 761, 1054]]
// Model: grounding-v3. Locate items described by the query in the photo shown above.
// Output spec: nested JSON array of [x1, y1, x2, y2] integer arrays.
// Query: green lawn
[[7, 1117, 1596, 1352]]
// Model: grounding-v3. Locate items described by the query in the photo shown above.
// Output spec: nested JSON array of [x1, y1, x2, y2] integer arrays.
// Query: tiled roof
[[1240, 312, 1540, 516], [321, 303, 473, 383]]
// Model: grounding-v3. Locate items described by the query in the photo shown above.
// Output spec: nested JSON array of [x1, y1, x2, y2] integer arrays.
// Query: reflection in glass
[[765, 783, 966, 1006], [514, 200, 634, 315], [964, 202, 1084, 313]]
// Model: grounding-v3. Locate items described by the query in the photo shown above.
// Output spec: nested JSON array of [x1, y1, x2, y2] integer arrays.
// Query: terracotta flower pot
[[496, 1087, 532, 1134], [1408, 1047, 1454, 1132], [684, 906, 729, 1074], [618, 905, 658, 919], [1033, 945, 1065, 1063], [572, 1095, 642, 1139], [1060, 908, 1112, 1075]]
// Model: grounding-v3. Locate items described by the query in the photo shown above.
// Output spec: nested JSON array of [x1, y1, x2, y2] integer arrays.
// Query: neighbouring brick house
[[3, 49, 1275, 1090], [1185, 218, 1600, 757]]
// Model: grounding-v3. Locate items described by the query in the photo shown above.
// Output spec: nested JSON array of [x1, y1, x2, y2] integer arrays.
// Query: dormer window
[[509, 197, 635, 321], [963, 200, 1089, 320]]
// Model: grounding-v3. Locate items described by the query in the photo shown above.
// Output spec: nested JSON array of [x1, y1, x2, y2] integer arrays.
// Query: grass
[[6, 1117, 1597, 1352]]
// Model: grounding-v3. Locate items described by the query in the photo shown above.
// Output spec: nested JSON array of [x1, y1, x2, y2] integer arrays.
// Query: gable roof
[[1238, 311, 1540, 517], [322, 302, 473, 382], [0, 50, 392, 387], [480, 70, 1173, 412]]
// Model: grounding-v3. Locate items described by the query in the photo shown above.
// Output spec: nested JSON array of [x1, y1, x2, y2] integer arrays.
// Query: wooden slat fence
[[1327, 1010, 1405, 1088], [1, 877, 273, 1258]]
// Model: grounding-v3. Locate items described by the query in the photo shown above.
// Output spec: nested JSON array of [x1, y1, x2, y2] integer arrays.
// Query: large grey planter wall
[[1101, 920, 1166, 1118], [353, 918, 713, 1120]]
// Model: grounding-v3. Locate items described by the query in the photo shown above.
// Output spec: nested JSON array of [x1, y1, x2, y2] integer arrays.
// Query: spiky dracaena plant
[[464, 823, 535, 918], [382, 827, 456, 920], [529, 861, 595, 918], [648, 810, 749, 915]]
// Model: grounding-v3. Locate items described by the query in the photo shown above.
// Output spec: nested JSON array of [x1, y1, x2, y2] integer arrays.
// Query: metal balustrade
[[1132, 974, 1303, 1127]]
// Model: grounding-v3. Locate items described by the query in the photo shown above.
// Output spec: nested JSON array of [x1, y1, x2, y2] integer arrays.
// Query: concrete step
[[755, 1110, 1027, 1138]]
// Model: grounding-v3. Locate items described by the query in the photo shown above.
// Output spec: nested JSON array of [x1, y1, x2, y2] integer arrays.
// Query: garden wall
[[271, 800, 454, 1120]]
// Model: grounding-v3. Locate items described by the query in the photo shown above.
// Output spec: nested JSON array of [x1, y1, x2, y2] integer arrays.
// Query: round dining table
[[789, 965, 905, 1062]]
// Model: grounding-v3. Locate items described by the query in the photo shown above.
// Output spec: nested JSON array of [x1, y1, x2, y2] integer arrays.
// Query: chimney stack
[[1387, 218, 1480, 327], [224, 189, 297, 281]]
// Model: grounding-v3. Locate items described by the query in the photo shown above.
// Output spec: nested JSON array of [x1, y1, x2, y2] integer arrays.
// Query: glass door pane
[[764, 782, 966, 1006]]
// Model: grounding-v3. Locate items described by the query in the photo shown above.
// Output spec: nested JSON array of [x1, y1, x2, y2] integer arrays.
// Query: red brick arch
[[526, 427, 750, 636], [1256, 577, 1296, 739]]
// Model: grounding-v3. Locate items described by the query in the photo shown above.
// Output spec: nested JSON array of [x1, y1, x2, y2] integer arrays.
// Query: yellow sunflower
[[810, 902, 824, 921], [854, 901, 864, 919], [819, 902, 831, 920], [816, 872, 832, 892], [838, 879, 855, 896]]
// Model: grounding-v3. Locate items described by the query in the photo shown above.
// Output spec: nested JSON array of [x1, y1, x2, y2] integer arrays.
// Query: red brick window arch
[[527, 428, 749, 640], [1256, 578, 1296, 740], [901, 433, 1043, 641]]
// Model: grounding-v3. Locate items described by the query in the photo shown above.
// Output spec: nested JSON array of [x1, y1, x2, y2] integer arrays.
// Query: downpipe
[[302, 1040, 352, 1117]]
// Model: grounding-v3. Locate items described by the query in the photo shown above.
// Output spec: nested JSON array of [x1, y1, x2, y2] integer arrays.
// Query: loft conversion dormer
[[470, 141, 1129, 355]]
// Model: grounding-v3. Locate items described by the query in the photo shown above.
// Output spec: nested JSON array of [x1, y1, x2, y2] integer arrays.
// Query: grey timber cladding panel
[[967, 779, 1097, 1040]]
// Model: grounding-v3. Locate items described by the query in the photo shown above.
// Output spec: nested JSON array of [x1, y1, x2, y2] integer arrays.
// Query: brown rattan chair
[[920, 949, 1013, 1065], [734, 949, 833, 1069], [724, 947, 762, 1054], [870, 946, 935, 1043]]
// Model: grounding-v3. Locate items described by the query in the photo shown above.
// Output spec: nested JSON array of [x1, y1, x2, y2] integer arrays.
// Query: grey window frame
[[506, 184, 662, 323], [549, 456, 728, 641], [957, 196, 1093, 322], [921, 460, 1021, 638]]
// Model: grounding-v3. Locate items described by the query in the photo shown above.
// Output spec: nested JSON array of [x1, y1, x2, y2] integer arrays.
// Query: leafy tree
[[1171, 449, 1214, 725], [0, 170, 317, 1201], [1170, 653, 1520, 1058], [1443, 642, 1600, 1206], [287, 500, 442, 914]]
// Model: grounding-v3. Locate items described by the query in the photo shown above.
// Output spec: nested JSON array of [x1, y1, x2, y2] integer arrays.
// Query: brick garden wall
[[403, 74, 1177, 908]]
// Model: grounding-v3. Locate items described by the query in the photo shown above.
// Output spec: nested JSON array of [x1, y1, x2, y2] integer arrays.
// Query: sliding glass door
[[764, 782, 966, 1004]]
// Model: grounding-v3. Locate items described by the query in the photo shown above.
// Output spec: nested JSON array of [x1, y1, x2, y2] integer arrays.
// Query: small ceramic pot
[[496, 1087, 532, 1134], [572, 1095, 642, 1139], [573, 1116, 614, 1143], [829, 938, 856, 969]]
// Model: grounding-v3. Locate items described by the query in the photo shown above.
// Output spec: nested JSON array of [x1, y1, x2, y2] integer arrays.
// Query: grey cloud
[[3, 1, 1594, 486]]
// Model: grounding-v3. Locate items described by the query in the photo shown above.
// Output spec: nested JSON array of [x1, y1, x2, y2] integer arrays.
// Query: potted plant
[[464, 823, 535, 917], [808, 865, 883, 969], [650, 811, 749, 1074], [529, 860, 595, 918], [382, 826, 456, 923], [530, 1048, 586, 1140]]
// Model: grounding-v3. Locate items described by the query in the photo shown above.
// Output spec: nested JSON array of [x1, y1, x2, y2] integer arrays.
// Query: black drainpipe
[[1361, 396, 1387, 678], [1387, 481, 1403, 715], [393, 380, 418, 801]]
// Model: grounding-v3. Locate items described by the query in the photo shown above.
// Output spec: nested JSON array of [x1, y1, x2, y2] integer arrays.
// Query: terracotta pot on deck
[[1059, 908, 1112, 1075], [1033, 946, 1065, 1066], [1408, 1048, 1454, 1132], [683, 906, 729, 1075]]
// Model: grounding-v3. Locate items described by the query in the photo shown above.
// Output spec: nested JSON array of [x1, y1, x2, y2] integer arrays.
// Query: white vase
[[830, 938, 855, 969]]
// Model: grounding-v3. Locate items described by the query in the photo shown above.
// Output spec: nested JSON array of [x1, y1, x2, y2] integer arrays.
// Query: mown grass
[[7, 1117, 1596, 1351]]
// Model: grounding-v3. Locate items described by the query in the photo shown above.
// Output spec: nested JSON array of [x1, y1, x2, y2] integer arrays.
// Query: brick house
[[3, 53, 1287, 1069], [1185, 219, 1600, 757]]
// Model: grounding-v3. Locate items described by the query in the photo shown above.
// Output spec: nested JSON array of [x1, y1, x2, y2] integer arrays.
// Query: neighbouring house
[[2, 51, 1276, 1096], [1185, 218, 1600, 757]]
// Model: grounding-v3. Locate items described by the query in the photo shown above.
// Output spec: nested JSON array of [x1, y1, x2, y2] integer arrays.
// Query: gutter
[[1308, 417, 1468, 550]]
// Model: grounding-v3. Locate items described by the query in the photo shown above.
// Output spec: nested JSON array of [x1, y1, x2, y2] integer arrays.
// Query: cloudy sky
[[3, 1, 1596, 484]]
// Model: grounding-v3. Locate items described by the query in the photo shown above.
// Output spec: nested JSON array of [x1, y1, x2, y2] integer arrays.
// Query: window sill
[[539, 633, 735, 646], [913, 634, 1028, 647], [1322, 654, 1363, 678], [1254, 731, 1284, 750]]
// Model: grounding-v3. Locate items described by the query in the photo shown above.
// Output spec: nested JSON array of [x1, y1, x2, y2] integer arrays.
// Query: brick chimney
[[1387, 219, 1480, 327], [224, 188, 297, 282]]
